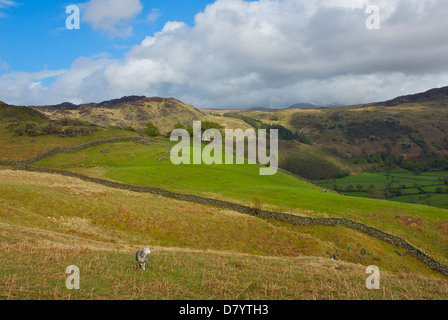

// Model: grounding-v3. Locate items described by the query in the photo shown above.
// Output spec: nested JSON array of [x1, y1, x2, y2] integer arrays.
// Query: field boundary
[[2, 136, 448, 276]]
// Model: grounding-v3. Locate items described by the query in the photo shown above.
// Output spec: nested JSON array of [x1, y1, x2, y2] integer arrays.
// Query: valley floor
[[319, 170, 448, 210]]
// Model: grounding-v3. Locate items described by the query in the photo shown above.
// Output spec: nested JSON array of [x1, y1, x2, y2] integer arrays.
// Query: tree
[[444, 177, 448, 186], [367, 185, 385, 199], [166, 122, 188, 138], [123, 126, 136, 132], [356, 184, 364, 192], [345, 184, 354, 192], [435, 187, 444, 194], [201, 121, 223, 132], [173, 122, 186, 130], [144, 122, 160, 137]]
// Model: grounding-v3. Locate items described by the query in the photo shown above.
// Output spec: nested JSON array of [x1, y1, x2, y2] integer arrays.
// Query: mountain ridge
[[375, 86, 448, 107], [30, 96, 205, 133]]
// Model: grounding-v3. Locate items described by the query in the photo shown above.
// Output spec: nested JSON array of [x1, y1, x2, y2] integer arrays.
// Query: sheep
[[136, 248, 151, 270]]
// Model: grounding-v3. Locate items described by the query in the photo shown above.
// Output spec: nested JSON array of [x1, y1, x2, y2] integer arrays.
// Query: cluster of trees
[[344, 119, 412, 142], [223, 113, 310, 143], [354, 150, 448, 174], [333, 184, 386, 199], [335, 180, 448, 199], [281, 155, 349, 180], [127, 121, 228, 138], [144, 122, 161, 137], [223, 113, 262, 129], [7, 119, 97, 137], [139, 121, 225, 138], [164, 121, 224, 138]]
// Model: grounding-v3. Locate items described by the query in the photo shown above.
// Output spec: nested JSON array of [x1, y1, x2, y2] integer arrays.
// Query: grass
[[1, 171, 447, 299], [319, 171, 448, 209], [0, 103, 48, 123], [0, 123, 140, 161], [2, 242, 448, 300], [32, 139, 448, 267], [0, 170, 432, 272]]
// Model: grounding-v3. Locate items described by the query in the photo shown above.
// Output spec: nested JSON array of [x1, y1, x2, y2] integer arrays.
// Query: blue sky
[[0, 1, 214, 73], [0, 0, 448, 108]]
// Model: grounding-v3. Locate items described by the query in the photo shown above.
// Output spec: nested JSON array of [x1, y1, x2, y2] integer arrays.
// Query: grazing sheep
[[136, 248, 151, 270]]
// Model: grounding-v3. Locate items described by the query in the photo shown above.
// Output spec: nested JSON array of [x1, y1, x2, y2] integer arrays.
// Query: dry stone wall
[[20, 166, 448, 277]]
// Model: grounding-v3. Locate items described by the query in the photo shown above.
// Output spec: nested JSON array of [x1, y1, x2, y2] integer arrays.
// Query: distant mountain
[[376, 86, 448, 106], [288, 103, 320, 110], [30, 96, 205, 134], [246, 107, 277, 111], [287, 103, 342, 109], [240, 85, 448, 166]]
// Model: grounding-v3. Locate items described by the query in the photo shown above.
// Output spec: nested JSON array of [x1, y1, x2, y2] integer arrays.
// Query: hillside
[[1, 172, 446, 299], [236, 86, 448, 170], [0, 101, 49, 123], [376, 86, 448, 107], [32, 139, 448, 266], [30, 96, 206, 134]]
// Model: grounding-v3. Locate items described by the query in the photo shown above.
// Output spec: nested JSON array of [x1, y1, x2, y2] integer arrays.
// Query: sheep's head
[[143, 248, 151, 255]]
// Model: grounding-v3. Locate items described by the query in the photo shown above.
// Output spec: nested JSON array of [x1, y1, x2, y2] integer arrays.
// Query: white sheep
[[136, 248, 151, 270]]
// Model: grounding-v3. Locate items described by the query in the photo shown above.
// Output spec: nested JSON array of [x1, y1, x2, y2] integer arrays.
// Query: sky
[[0, 0, 448, 109]]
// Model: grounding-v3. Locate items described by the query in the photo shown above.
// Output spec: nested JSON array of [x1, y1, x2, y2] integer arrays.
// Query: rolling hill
[[0, 101, 49, 123], [236, 86, 448, 167], [376, 86, 448, 107], [30, 96, 206, 134]]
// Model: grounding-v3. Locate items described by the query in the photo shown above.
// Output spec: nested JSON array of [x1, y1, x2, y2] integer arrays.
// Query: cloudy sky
[[0, 0, 448, 108]]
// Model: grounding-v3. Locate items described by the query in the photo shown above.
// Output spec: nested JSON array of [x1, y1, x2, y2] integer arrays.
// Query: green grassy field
[[2, 242, 448, 300], [0, 123, 139, 161], [319, 170, 448, 209], [33, 139, 448, 268]]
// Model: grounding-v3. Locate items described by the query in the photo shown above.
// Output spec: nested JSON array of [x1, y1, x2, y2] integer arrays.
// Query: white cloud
[[0, 0, 18, 18], [0, 70, 65, 104], [2, 0, 448, 108], [98, 0, 448, 107], [146, 8, 161, 23], [81, 0, 143, 38], [0, 55, 113, 105], [0, 0, 17, 8], [0, 58, 9, 71]]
